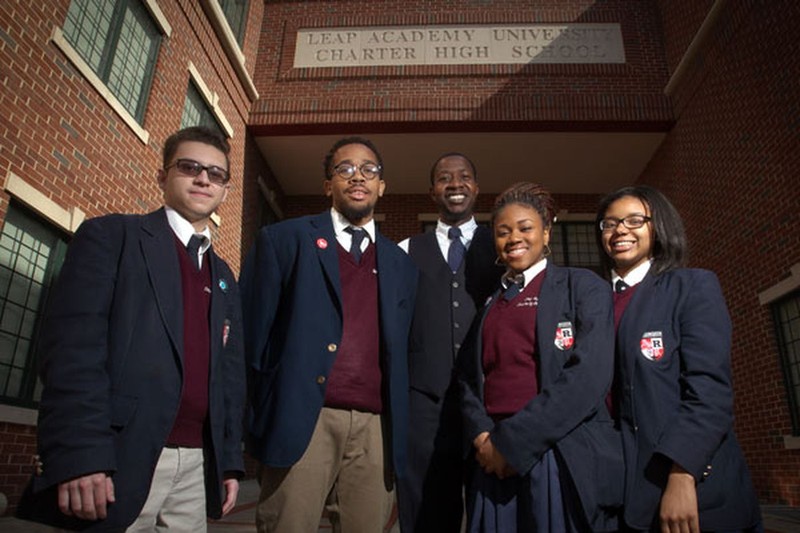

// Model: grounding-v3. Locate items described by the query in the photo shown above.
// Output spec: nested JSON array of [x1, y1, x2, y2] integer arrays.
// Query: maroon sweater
[[607, 283, 639, 418], [324, 243, 383, 413], [481, 270, 546, 418], [167, 236, 211, 447]]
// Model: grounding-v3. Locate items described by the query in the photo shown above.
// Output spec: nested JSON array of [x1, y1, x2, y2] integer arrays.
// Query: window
[[181, 82, 224, 135], [62, 0, 162, 122], [773, 290, 800, 434], [549, 221, 602, 273], [219, 0, 249, 46], [0, 203, 69, 407]]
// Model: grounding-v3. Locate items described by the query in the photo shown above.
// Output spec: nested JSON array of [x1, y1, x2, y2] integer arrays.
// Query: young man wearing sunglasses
[[18, 126, 245, 531], [241, 137, 417, 532]]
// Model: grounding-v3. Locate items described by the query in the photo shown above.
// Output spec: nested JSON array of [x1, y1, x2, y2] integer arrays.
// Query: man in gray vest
[[397, 153, 503, 532]]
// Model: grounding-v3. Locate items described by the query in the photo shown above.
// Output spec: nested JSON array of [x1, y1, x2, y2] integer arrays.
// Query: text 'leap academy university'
[[294, 23, 625, 68]]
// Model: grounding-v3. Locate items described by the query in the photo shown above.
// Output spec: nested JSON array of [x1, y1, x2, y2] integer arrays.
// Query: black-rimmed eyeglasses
[[166, 158, 230, 186], [599, 215, 652, 232], [331, 162, 382, 181]]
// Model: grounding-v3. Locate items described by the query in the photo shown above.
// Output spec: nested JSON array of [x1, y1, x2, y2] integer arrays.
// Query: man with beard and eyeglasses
[[241, 137, 417, 532]]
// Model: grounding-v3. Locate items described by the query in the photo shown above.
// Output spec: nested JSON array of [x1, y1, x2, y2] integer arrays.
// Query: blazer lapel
[[140, 209, 183, 362], [310, 212, 343, 312], [617, 272, 658, 377], [536, 263, 567, 374], [208, 250, 228, 368]]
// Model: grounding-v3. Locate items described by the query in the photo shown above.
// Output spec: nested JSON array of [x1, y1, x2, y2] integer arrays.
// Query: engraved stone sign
[[293, 23, 625, 68]]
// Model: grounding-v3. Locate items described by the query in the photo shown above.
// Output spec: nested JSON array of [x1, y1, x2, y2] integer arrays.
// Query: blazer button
[[452, 281, 459, 288], [452, 301, 460, 308], [316, 375, 326, 384], [327, 343, 337, 352]]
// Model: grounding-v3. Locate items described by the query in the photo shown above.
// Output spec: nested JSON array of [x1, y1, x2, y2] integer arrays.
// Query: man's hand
[[660, 464, 699, 533], [58, 472, 115, 520], [221, 478, 239, 516]]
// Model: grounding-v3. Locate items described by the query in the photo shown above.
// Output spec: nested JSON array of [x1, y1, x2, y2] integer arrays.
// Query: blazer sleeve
[[34, 217, 123, 490], [653, 270, 734, 478], [220, 268, 246, 475], [240, 226, 284, 373], [492, 272, 615, 475]]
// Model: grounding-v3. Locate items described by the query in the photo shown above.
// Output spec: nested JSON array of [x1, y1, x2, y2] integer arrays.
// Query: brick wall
[[0, 0, 267, 513], [250, 0, 672, 131], [648, 0, 800, 504], [0, 423, 36, 513], [0, 0, 264, 274]]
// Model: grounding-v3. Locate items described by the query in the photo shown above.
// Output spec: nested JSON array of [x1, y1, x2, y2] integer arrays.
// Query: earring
[[542, 244, 552, 258], [494, 256, 505, 266]]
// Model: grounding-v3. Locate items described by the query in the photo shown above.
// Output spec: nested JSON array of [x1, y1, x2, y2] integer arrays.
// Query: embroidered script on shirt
[[516, 296, 538, 308]]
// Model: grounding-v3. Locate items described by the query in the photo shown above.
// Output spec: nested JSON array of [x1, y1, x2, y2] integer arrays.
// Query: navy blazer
[[458, 262, 623, 531], [18, 209, 245, 531], [616, 268, 761, 530], [240, 211, 417, 477]]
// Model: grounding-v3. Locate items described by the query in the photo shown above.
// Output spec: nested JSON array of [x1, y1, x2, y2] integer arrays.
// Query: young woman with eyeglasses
[[457, 182, 623, 532], [596, 185, 762, 533]]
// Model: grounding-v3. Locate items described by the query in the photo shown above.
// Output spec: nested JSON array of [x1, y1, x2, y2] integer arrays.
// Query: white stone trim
[[50, 27, 150, 144], [664, 0, 728, 97], [784, 435, 800, 450], [758, 263, 800, 305], [142, 0, 172, 37], [4, 171, 85, 234], [0, 404, 38, 426], [199, 0, 259, 101], [188, 62, 234, 138]]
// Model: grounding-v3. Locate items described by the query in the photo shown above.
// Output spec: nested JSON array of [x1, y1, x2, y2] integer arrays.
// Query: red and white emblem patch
[[554, 321, 574, 350], [316, 238, 328, 249], [640, 331, 665, 361]]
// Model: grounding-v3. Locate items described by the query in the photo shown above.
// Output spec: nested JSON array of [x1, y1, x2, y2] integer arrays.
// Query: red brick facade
[[0, 0, 798, 514], [647, 0, 800, 505]]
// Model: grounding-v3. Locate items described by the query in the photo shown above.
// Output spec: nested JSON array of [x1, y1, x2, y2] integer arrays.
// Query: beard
[[340, 203, 374, 224]]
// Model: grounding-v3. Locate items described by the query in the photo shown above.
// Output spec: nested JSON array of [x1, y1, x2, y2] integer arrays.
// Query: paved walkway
[[2, 479, 798, 532]]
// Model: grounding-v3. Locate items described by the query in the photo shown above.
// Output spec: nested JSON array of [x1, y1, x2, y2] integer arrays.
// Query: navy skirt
[[466, 449, 581, 533]]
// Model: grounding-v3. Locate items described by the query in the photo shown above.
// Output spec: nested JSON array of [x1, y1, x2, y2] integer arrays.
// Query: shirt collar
[[502, 258, 547, 289], [612, 259, 652, 288], [330, 207, 376, 243], [435, 217, 478, 242], [164, 206, 211, 254]]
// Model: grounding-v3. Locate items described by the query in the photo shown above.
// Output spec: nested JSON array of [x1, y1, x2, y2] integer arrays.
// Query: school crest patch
[[640, 331, 665, 361], [554, 321, 574, 350]]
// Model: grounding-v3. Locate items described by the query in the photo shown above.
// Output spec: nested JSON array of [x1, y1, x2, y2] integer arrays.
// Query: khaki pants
[[126, 447, 206, 532], [256, 407, 394, 533]]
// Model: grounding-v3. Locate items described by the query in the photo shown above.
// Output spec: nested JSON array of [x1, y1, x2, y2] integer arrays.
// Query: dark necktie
[[615, 279, 629, 293], [447, 226, 466, 272], [502, 272, 525, 300], [345, 227, 365, 263], [186, 234, 204, 271]]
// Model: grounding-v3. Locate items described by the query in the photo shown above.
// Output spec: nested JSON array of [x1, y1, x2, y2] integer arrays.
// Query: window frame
[[758, 262, 800, 449], [771, 291, 800, 436], [0, 202, 70, 408], [52, 0, 171, 143]]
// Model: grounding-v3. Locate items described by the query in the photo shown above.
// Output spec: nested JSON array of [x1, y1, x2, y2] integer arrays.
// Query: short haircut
[[163, 126, 230, 172], [594, 185, 688, 276], [492, 182, 557, 229], [429, 152, 478, 185], [323, 136, 384, 180]]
